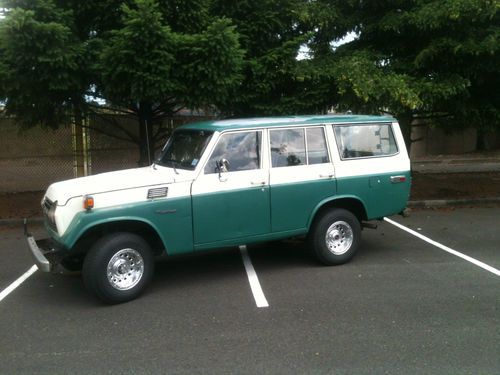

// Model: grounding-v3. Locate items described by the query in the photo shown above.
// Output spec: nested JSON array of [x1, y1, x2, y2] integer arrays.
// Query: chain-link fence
[[0, 118, 74, 193], [0, 114, 212, 193]]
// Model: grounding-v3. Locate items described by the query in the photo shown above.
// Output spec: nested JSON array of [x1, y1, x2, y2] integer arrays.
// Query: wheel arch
[[70, 218, 167, 257], [307, 195, 368, 231]]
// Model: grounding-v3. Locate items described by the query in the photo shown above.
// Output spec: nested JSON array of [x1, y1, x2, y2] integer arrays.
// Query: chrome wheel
[[107, 248, 144, 291], [325, 220, 353, 255]]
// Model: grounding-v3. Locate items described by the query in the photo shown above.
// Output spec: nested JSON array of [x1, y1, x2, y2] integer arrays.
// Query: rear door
[[269, 126, 336, 233], [332, 122, 411, 218]]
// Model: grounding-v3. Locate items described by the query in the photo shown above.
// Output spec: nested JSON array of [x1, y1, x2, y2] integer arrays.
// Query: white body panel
[[46, 166, 195, 235]]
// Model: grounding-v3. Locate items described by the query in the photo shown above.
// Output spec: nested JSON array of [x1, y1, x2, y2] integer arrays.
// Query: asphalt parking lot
[[0, 207, 499, 374]]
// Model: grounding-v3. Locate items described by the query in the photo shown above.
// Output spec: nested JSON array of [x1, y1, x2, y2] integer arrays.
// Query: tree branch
[[151, 97, 175, 115], [90, 111, 139, 143], [413, 112, 453, 120], [80, 123, 137, 144], [87, 102, 134, 115]]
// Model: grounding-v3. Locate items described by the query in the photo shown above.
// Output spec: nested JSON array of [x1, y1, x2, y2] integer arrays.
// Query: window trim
[[332, 122, 400, 161], [305, 126, 331, 166], [202, 129, 264, 174], [268, 126, 331, 168]]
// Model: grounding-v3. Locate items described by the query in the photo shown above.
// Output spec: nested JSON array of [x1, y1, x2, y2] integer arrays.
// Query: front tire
[[310, 208, 361, 265], [83, 233, 154, 304]]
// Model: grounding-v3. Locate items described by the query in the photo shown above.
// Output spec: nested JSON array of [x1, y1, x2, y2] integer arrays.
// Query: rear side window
[[306, 127, 329, 164], [333, 123, 398, 159], [270, 127, 329, 167]]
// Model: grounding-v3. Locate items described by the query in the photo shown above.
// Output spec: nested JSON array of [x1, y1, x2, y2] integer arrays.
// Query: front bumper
[[25, 220, 65, 273]]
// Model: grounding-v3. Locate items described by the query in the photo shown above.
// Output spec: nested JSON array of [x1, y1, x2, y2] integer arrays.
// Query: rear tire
[[309, 208, 361, 265], [83, 233, 154, 304]]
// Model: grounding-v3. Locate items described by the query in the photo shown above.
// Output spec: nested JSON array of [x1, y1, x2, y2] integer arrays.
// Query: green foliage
[[328, 0, 500, 145], [96, 0, 244, 163], [0, 0, 498, 156], [212, 0, 327, 116], [0, 0, 244, 165], [157, 0, 210, 33], [0, 0, 83, 128], [175, 18, 244, 109], [100, 0, 176, 106]]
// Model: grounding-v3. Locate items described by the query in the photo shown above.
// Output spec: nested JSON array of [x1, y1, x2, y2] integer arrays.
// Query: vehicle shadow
[[151, 247, 245, 290], [149, 240, 318, 294], [246, 239, 318, 270]]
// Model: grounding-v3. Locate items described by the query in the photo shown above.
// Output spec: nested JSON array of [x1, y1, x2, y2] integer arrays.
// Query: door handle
[[319, 174, 334, 179], [250, 181, 266, 186]]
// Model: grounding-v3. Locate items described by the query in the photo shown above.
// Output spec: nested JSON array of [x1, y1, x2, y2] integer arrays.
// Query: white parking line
[[239, 245, 269, 308], [384, 217, 500, 276], [0, 265, 38, 302]]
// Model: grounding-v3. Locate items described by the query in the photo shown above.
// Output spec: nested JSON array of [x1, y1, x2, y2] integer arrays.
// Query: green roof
[[180, 114, 396, 132]]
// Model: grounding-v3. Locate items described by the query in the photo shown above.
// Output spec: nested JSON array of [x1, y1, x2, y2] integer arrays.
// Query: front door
[[191, 130, 270, 246]]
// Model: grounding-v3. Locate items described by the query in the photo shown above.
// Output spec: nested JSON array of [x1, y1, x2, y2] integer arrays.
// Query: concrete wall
[[410, 125, 500, 158]]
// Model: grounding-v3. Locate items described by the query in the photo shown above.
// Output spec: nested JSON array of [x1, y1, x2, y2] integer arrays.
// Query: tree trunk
[[476, 127, 486, 151], [138, 102, 155, 166], [397, 112, 414, 154], [73, 108, 85, 177]]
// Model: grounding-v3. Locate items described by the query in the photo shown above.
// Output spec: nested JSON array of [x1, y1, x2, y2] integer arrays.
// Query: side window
[[333, 124, 398, 159], [270, 127, 329, 167], [204, 131, 261, 174], [270, 128, 306, 167], [306, 127, 329, 164]]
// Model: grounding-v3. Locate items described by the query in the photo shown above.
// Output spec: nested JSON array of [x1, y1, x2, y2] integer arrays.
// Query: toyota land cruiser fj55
[[26, 115, 411, 304]]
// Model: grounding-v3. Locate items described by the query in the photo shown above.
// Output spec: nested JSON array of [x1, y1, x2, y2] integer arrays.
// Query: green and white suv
[[26, 115, 411, 304]]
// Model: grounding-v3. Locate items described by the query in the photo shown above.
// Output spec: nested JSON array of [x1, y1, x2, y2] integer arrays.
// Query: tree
[[0, 0, 87, 128], [0, 0, 244, 165], [320, 0, 500, 149], [211, 0, 339, 116], [98, 0, 244, 164]]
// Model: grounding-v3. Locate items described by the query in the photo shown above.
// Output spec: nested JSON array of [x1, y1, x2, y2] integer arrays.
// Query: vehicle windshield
[[157, 129, 213, 170]]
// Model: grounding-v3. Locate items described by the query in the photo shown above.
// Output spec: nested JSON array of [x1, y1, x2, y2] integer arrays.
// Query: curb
[[408, 197, 500, 207], [0, 217, 44, 227]]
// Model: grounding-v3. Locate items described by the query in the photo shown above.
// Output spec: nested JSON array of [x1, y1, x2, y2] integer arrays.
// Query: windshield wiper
[[161, 159, 180, 174]]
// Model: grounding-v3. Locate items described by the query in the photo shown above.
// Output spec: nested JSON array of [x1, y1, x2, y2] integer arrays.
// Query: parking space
[[0, 207, 499, 374], [388, 207, 500, 269], [0, 225, 40, 289]]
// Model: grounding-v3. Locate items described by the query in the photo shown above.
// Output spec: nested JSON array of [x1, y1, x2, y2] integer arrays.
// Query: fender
[[307, 194, 368, 230], [57, 212, 168, 252]]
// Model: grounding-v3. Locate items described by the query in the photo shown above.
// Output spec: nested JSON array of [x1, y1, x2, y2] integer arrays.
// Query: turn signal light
[[390, 175, 407, 184], [83, 195, 94, 210]]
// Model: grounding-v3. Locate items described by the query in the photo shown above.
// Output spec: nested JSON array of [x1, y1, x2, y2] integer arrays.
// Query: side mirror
[[216, 158, 230, 181], [216, 158, 230, 173]]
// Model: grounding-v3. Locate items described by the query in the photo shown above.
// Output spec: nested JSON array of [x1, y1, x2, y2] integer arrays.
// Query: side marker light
[[83, 195, 94, 210]]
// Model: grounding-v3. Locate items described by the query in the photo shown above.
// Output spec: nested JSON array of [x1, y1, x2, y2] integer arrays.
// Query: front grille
[[42, 197, 58, 232], [42, 197, 53, 213]]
